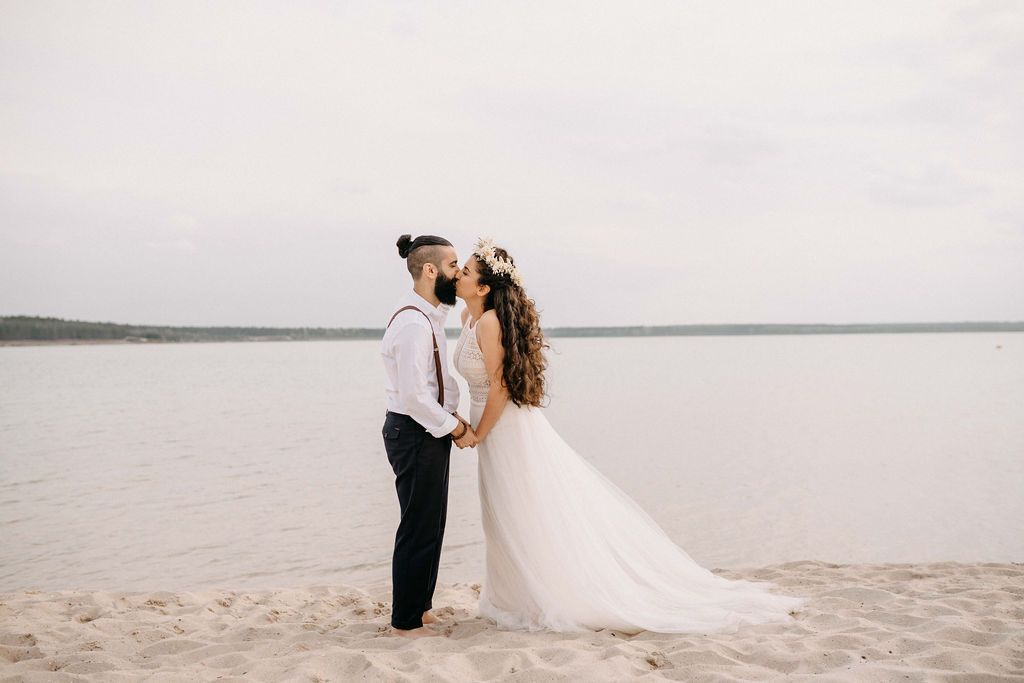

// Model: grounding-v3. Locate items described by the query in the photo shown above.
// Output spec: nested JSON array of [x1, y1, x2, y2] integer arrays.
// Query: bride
[[452, 237, 807, 634]]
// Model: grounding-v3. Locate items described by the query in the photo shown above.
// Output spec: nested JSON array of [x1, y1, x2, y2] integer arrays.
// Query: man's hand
[[454, 423, 479, 449], [449, 415, 472, 449]]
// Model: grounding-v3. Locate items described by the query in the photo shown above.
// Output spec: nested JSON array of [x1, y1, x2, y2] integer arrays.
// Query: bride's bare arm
[[473, 312, 509, 442]]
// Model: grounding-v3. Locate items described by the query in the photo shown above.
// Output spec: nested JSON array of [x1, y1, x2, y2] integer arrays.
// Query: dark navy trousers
[[382, 410, 452, 630]]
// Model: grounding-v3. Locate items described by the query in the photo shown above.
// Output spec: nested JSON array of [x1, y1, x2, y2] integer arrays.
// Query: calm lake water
[[1, 332, 1022, 592]]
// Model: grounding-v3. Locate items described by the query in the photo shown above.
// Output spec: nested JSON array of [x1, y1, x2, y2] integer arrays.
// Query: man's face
[[433, 246, 460, 306]]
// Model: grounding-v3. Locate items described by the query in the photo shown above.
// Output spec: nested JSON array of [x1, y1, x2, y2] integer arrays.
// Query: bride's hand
[[456, 424, 480, 449]]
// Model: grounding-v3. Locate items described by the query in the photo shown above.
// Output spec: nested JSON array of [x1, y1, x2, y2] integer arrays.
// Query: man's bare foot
[[422, 610, 442, 625], [391, 625, 440, 638]]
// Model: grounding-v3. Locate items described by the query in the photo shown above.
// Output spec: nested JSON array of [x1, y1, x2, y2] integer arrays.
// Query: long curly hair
[[475, 246, 549, 407]]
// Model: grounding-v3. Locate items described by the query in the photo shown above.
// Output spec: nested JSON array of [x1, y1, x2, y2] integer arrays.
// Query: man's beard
[[434, 271, 457, 305]]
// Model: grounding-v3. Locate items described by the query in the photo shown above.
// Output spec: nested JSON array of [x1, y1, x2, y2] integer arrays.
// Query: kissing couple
[[380, 234, 807, 637]]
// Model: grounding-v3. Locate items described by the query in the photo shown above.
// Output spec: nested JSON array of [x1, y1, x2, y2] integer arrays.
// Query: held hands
[[455, 427, 479, 449], [451, 414, 480, 449]]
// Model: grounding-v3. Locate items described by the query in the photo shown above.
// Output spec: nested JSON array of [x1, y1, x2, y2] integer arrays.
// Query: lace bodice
[[453, 315, 491, 404]]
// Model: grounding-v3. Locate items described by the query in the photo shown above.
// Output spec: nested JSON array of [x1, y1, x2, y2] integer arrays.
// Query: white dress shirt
[[381, 290, 460, 438]]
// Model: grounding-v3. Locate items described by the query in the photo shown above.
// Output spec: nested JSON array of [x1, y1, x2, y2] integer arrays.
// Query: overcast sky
[[1, 0, 1021, 327]]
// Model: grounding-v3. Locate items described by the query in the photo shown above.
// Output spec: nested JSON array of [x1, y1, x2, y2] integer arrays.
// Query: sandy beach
[[2, 561, 1022, 681]]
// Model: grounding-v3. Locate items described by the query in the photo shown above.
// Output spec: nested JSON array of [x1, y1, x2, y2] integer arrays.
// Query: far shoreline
[[4, 315, 1024, 347], [2, 326, 1023, 348]]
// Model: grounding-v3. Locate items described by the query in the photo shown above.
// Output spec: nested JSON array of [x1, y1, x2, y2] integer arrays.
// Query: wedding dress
[[452, 315, 808, 634]]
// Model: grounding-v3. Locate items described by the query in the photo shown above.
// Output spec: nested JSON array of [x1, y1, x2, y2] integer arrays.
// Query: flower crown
[[473, 237, 523, 288]]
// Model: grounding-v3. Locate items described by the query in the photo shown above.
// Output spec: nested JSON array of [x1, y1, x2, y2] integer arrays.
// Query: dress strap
[[387, 306, 443, 406]]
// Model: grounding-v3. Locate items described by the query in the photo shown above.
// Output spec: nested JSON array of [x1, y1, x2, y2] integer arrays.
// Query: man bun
[[395, 234, 454, 276], [396, 234, 414, 258]]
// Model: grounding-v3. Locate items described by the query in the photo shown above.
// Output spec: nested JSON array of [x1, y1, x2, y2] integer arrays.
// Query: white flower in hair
[[473, 236, 523, 288]]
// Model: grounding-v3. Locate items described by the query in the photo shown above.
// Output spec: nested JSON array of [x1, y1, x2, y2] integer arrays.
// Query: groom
[[380, 234, 479, 637]]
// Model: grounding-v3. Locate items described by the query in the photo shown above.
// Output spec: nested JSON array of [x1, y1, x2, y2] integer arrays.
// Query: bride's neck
[[466, 298, 485, 321]]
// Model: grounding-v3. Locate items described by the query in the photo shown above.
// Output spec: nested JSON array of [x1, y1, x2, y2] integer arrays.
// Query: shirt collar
[[404, 289, 450, 324]]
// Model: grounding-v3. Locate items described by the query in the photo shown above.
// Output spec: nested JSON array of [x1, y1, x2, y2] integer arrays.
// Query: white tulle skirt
[[470, 400, 808, 634]]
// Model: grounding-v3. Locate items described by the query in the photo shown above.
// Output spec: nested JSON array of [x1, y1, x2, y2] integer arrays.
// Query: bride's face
[[456, 256, 487, 301]]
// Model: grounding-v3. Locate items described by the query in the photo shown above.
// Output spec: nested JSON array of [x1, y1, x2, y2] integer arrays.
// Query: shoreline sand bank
[[2, 561, 1022, 681]]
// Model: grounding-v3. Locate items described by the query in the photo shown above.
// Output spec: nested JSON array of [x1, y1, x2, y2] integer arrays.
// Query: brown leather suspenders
[[387, 305, 444, 406]]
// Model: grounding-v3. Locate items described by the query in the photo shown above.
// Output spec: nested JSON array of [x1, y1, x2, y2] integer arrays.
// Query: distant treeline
[[0, 316, 378, 343], [2, 315, 1023, 344], [549, 322, 1024, 337]]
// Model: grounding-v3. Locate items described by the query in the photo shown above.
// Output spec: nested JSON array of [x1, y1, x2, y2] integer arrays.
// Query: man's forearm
[[404, 393, 460, 437]]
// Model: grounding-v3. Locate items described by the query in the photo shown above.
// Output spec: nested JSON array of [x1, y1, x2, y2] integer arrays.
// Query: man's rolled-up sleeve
[[393, 323, 459, 438]]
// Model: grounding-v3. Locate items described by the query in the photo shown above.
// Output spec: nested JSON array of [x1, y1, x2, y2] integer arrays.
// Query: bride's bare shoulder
[[476, 310, 501, 337]]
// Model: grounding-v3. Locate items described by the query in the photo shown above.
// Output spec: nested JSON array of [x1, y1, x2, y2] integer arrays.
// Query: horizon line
[[3, 314, 1024, 329]]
